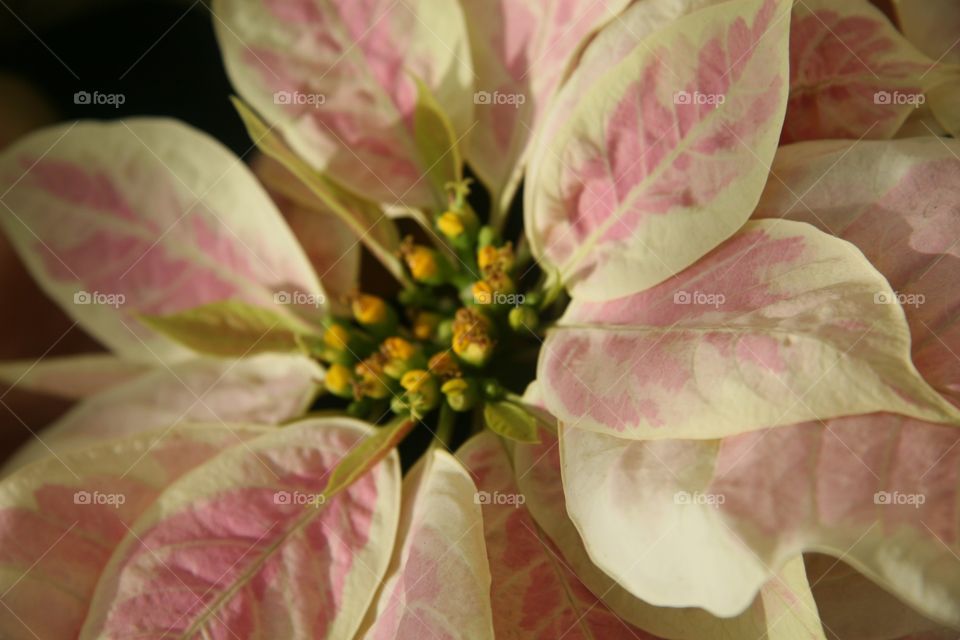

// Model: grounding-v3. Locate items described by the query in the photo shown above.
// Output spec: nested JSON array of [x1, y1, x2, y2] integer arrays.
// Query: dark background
[[0, 0, 248, 151], [0, 0, 250, 460]]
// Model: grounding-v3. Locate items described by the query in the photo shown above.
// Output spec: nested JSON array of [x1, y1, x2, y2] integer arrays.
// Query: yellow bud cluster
[[400, 369, 431, 393], [402, 243, 443, 283], [473, 243, 517, 307], [381, 336, 416, 362], [451, 308, 495, 367], [472, 280, 494, 305], [477, 242, 514, 275], [354, 354, 391, 400], [323, 324, 351, 351], [352, 294, 390, 326], [412, 311, 441, 341], [437, 211, 466, 239], [427, 351, 461, 381], [324, 363, 355, 398]]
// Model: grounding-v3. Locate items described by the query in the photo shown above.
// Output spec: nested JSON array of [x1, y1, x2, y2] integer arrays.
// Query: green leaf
[[140, 300, 320, 357], [322, 418, 416, 499], [412, 76, 463, 209], [484, 401, 541, 443]]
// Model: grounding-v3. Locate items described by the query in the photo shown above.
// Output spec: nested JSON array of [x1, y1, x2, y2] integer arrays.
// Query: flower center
[[311, 180, 555, 430]]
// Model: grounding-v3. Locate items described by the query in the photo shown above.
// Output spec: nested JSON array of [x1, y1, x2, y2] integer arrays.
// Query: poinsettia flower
[[0, 0, 958, 637]]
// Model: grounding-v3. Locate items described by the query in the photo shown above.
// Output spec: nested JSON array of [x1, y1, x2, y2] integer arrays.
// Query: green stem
[[433, 404, 456, 449], [488, 192, 502, 232], [470, 406, 486, 436]]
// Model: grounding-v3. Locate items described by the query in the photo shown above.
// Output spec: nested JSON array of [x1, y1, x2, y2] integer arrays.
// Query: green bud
[[483, 379, 505, 401], [509, 306, 539, 332], [390, 394, 411, 416], [400, 369, 440, 414], [397, 287, 430, 308], [477, 225, 498, 248], [436, 296, 458, 315], [436, 319, 454, 344], [452, 332, 495, 367], [441, 377, 479, 412], [523, 291, 543, 308]]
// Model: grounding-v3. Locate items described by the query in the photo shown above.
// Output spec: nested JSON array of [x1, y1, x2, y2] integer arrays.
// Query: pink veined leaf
[[893, 0, 960, 137], [805, 554, 955, 639], [538, 219, 958, 441], [0, 354, 150, 400], [525, 0, 791, 301], [533, 0, 735, 152], [212, 0, 473, 209], [783, 0, 937, 144], [560, 414, 960, 625], [754, 137, 960, 409], [361, 448, 493, 640], [252, 154, 360, 309], [3, 353, 323, 474], [460, 0, 630, 217], [0, 119, 323, 365], [0, 424, 270, 640], [513, 385, 825, 639], [457, 430, 662, 640], [78, 417, 400, 639]]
